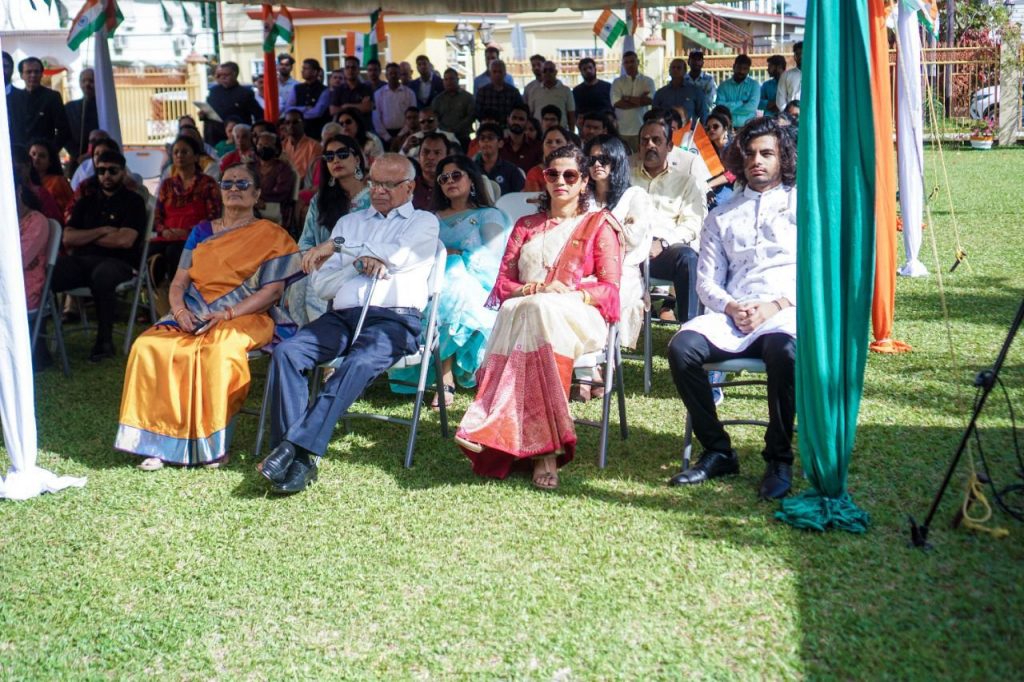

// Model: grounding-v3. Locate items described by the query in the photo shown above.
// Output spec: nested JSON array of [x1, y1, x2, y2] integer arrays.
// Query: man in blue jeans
[[258, 154, 439, 494]]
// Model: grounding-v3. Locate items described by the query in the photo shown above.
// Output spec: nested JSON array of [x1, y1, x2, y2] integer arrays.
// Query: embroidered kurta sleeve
[[578, 218, 622, 323], [696, 212, 735, 313]]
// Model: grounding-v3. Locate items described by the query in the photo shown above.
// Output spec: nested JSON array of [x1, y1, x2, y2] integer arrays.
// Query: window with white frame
[[323, 36, 343, 72]]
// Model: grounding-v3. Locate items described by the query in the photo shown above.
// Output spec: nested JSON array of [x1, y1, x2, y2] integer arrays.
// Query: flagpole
[[262, 3, 279, 121], [94, 26, 122, 145]]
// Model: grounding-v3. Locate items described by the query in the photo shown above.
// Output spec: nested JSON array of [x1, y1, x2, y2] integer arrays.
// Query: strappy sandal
[[138, 457, 164, 471], [431, 384, 456, 410], [532, 470, 559, 490]]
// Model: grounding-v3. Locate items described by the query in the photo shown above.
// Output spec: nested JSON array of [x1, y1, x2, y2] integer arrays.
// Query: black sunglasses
[[420, 117, 436, 124], [323, 149, 353, 162], [95, 166, 123, 176], [220, 179, 253, 191], [588, 154, 613, 168]]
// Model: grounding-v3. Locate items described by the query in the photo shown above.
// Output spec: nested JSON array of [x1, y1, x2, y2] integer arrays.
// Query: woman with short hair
[[116, 163, 302, 469], [455, 145, 622, 489]]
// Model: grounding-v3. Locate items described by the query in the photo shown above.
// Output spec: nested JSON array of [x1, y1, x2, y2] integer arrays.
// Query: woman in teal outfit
[[288, 134, 371, 325], [390, 154, 510, 408]]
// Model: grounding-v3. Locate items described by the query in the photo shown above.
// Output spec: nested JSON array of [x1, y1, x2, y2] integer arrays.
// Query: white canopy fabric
[[0, 38, 87, 500]]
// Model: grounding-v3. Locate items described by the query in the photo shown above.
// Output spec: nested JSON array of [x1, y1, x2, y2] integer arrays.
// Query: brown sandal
[[431, 384, 455, 410]]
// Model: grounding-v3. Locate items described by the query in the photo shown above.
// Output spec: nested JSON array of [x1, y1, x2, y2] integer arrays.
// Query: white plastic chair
[[124, 149, 167, 180], [495, 191, 541, 225]]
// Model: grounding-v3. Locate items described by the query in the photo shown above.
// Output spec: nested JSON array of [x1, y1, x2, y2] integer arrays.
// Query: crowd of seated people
[[6, 45, 801, 502]]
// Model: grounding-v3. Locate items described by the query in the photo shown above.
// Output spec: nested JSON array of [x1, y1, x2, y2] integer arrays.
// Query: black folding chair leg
[[682, 412, 695, 470], [433, 345, 450, 439], [615, 344, 628, 440], [253, 358, 275, 459]]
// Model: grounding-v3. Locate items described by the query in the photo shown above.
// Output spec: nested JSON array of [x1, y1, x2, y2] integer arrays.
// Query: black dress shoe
[[270, 457, 318, 495], [758, 461, 792, 500], [88, 340, 116, 363], [668, 450, 740, 486], [259, 441, 298, 483]]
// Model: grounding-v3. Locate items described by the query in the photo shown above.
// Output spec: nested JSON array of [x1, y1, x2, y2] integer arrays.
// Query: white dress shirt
[[611, 73, 656, 136], [776, 68, 802, 110], [311, 201, 440, 312], [681, 184, 797, 352]]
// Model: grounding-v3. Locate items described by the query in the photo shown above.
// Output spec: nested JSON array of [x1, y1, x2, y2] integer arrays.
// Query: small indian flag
[[67, 0, 124, 51], [901, 0, 939, 40], [593, 9, 626, 48], [673, 121, 725, 178], [366, 8, 384, 63], [345, 31, 366, 64]]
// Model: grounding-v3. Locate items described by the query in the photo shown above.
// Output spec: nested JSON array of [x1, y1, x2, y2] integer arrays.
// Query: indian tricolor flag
[[263, 5, 295, 51], [366, 8, 385, 63], [901, 0, 939, 39], [673, 121, 725, 178], [67, 0, 124, 51], [593, 9, 626, 48], [345, 32, 367, 65]]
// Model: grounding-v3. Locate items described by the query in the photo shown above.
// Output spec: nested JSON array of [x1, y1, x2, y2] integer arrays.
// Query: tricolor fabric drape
[[869, 0, 911, 354], [896, 0, 929, 277], [0, 38, 87, 500], [775, 0, 872, 533]]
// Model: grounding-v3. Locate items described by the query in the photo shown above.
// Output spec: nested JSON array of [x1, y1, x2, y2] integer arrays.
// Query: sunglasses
[[323, 149, 353, 162], [220, 179, 253, 191], [95, 166, 122, 176], [419, 117, 436, 124], [338, 118, 356, 126], [588, 154, 612, 168], [437, 170, 465, 185], [542, 168, 582, 185]]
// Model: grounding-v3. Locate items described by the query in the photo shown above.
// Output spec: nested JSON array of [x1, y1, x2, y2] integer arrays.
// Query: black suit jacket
[[6, 86, 29, 151], [204, 84, 264, 145], [24, 86, 71, 152]]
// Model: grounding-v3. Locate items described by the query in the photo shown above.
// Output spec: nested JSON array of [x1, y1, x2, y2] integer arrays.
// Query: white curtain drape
[[0, 37, 87, 500], [896, 2, 928, 277]]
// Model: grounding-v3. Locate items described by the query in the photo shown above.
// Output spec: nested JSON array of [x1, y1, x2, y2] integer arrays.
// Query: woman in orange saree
[[116, 164, 301, 469], [455, 145, 622, 489]]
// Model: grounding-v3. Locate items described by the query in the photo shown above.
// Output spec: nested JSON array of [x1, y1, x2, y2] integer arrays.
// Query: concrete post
[[998, 40, 1021, 146]]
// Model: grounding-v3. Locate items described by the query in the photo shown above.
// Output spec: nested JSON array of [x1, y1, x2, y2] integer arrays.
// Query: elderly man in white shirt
[[666, 117, 797, 501], [259, 153, 440, 494]]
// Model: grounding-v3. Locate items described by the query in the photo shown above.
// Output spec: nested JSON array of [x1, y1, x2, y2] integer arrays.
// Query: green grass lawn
[[3, 147, 1024, 679]]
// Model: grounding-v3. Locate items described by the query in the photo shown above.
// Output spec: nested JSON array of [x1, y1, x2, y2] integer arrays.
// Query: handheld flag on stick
[[367, 8, 385, 63], [626, 0, 643, 36], [900, 0, 939, 40], [67, 0, 124, 51], [263, 4, 294, 51], [593, 9, 626, 48], [673, 121, 725, 177]]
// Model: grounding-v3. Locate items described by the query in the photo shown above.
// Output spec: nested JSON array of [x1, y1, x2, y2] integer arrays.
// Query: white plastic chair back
[[495, 192, 540, 225], [124, 149, 167, 180]]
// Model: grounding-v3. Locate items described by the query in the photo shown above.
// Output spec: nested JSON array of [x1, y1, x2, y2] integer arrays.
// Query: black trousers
[[270, 306, 421, 457], [668, 330, 796, 464], [51, 254, 134, 343], [649, 242, 700, 322]]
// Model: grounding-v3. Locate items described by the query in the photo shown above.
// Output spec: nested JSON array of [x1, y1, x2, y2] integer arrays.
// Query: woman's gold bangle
[[172, 309, 186, 320]]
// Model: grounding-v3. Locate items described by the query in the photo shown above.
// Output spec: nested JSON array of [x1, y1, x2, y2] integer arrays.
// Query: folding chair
[[573, 323, 629, 468], [680, 359, 770, 470], [621, 256, 656, 395], [253, 241, 449, 469], [66, 195, 158, 355], [494, 191, 540, 225], [123, 195, 160, 354], [29, 220, 71, 377]]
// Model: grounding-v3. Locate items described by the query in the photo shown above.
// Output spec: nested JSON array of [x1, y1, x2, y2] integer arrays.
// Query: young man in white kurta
[[667, 117, 797, 500]]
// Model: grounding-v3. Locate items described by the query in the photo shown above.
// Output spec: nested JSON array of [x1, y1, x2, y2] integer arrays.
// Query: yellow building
[[249, 9, 510, 89]]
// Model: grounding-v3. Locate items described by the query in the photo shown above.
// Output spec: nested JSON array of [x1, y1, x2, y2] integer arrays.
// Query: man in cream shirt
[[611, 51, 655, 152], [259, 154, 439, 494], [630, 119, 707, 323]]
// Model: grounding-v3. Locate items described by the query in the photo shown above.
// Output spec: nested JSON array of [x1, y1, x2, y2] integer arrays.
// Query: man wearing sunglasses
[[52, 151, 146, 362], [400, 107, 459, 158], [259, 153, 439, 494]]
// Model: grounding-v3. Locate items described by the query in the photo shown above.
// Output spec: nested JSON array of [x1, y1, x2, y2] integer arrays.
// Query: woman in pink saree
[[455, 145, 622, 489]]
